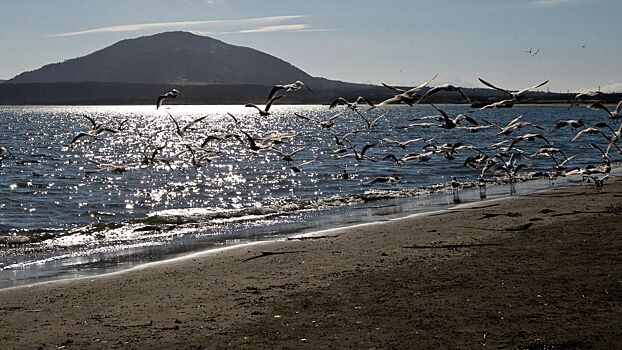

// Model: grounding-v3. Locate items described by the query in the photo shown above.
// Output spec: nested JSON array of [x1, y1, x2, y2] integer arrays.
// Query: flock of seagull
[[2, 77, 621, 198]]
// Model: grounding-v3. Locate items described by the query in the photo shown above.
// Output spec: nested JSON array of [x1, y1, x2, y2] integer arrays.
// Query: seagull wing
[[516, 80, 549, 96], [457, 88, 472, 103], [381, 82, 406, 93], [71, 132, 93, 144], [182, 115, 208, 133], [356, 96, 375, 107], [428, 102, 451, 124], [265, 95, 284, 112], [506, 114, 525, 127], [457, 114, 479, 126], [478, 78, 512, 97], [293, 112, 313, 121], [360, 143, 376, 156], [408, 74, 438, 94], [329, 97, 348, 109], [266, 85, 284, 102], [156, 95, 167, 109], [227, 112, 240, 125], [588, 102, 612, 115], [82, 114, 98, 128], [245, 103, 263, 113]]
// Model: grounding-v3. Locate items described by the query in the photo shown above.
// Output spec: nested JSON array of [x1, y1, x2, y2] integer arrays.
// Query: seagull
[[486, 153, 529, 179], [571, 127, 610, 142], [427, 103, 479, 130], [451, 177, 460, 192], [246, 95, 283, 117], [70, 115, 121, 144], [550, 119, 584, 132], [381, 137, 427, 149], [369, 175, 401, 185], [156, 89, 180, 109], [475, 98, 516, 111], [425, 142, 472, 161], [273, 147, 306, 164], [333, 142, 376, 162], [200, 132, 242, 148], [588, 142, 610, 160], [290, 160, 314, 173], [416, 84, 472, 104], [408, 151, 435, 163], [569, 91, 605, 109], [167, 112, 208, 137], [0, 146, 16, 165], [267, 80, 312, 102], [483, 115, 543, 136], [478, 78, 549, 101], [587, 101, 622, 120], [329, 96, 375, 111], [507, 133, 551, 150], [85, 159, 137, 175], [329, 129, 362, 146], [382, 153, 427, 166], [140, 141, 169, 166], [295, 111, 345, 129], [359, 111, 389, 129], [378, 74, 438, 106], [530, 147, 568, 161], [239, 130, 276, 153]]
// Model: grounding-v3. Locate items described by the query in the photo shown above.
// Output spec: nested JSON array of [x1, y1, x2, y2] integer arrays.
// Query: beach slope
[[1, 178, 622, 349]]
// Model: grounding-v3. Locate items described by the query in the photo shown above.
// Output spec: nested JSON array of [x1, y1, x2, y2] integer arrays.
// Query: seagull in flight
[[587, 101, 622, 120], [550, 119, 584, 132], [378, 74, 437, 106], [246, 95, 283, 117], [157, 89, 180, 109], [478, 78, 549, 101], [167, 111, 208, 137], [329, 96, 375, 110], [506, 133, 551, 151], [569, 91, 605, 109], [70, 114, 123, 144], [267, 80, 312, 102], [416, 84, 472, 104]]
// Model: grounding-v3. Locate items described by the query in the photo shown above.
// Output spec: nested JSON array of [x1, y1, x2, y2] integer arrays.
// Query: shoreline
[[0, 173, 571, 290], [1, 177, 621, 348]]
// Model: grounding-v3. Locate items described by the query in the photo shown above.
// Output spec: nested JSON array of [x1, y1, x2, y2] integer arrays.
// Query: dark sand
[[1, 178, 621, 349]]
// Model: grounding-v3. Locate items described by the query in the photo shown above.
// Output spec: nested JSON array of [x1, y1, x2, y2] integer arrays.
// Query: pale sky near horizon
[[0, 0, 620, 92]]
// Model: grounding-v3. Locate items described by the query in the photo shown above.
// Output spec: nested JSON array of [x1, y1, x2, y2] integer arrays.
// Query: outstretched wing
[[478, 78, 512, 97]]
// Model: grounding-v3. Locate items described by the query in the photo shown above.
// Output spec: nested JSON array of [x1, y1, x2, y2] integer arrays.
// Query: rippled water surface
[[0, 104, 618, 288]]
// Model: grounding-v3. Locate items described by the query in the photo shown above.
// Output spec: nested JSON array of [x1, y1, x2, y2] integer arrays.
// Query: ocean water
[[0, 104, 618, 288]]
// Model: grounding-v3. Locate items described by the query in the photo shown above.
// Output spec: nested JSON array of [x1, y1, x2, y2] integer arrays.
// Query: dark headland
[[1, 31, 620, 105]]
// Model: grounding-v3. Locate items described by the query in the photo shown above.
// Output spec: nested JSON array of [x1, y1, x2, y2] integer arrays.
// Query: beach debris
[[403, 242, 502, 250], [243, 250, 307, 262], [504, 223, 533, 232]]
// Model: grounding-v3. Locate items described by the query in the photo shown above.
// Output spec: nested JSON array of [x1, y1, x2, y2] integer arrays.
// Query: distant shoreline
[[1, 81, 619, 106]]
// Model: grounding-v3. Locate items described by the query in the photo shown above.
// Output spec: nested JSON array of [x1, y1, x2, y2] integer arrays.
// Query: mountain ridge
[[9, 31, 348, 89]]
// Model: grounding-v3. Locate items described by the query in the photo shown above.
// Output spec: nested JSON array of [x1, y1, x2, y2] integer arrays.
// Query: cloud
[[236, 24, 308, 34], [529, 0, 579, 6], [584, 83, 622, 93], [51, 15, 306, 37]]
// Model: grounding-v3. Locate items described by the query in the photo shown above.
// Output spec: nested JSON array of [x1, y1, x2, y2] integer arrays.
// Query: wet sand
[[1, 178, 622, 349]]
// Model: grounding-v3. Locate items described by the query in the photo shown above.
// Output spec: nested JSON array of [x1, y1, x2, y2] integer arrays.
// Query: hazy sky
[[1, 0, 620, 92]]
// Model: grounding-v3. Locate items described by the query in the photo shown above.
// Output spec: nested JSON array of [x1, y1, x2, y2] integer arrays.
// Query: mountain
[[3, 31, 592, 105], [11, 31, 331, 86]]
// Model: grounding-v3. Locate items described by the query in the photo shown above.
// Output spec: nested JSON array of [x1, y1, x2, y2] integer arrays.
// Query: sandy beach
[[1, 178, 621, 349]]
